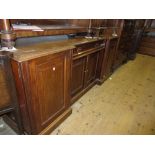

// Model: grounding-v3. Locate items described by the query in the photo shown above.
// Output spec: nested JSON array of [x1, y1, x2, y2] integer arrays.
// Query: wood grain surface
[[51, 54, 155, 135]]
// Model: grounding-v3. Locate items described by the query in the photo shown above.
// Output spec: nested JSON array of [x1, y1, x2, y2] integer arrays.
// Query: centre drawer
[[73, 40, 105, 56]]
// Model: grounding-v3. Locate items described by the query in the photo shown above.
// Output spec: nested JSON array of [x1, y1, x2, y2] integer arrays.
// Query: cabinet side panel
[[11, 60, 32, 134]]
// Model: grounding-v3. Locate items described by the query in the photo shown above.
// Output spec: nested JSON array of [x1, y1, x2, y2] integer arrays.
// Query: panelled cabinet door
[[24, 52, 70, 134], [85, 52, 99, 87], [71, 57, 86, 98]]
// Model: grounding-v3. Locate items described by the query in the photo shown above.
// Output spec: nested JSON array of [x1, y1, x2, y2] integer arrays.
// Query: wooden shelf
[[12, 24, 88, 38]]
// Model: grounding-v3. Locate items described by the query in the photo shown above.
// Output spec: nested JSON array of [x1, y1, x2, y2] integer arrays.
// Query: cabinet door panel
[[85, 52, 99, 87], [36, 57, 65, 126], [71, 57, 86, 97], [27, 53, 69, 133]]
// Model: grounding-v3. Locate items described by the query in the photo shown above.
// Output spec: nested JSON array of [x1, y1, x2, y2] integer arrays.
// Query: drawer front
[[73, 40, 105, 56]]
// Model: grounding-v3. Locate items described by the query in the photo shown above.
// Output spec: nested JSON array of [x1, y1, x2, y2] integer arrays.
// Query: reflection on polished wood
[[51, 54, 155, 135], [12, 37, 105, 62]]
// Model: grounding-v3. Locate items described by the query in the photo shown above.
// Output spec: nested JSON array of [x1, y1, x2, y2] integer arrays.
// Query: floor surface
[[51, 54, 155, 135]]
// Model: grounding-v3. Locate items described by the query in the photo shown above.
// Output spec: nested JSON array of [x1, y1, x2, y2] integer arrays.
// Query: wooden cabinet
[[11, 50, 72, 134], [71, 57, 86, 98], [97, 38, 118, 84], [113, 19, 142, 69], [71, 40, 104, 103]]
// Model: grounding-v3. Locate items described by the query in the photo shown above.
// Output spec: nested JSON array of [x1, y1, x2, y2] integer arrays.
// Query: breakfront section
[[11, 50, 72, 134], [71, 39, 105, 103]]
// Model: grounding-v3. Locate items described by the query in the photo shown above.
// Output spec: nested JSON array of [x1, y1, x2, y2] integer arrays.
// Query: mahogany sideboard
[[9, 37, 106, 134], [0, 19, 146, 134]]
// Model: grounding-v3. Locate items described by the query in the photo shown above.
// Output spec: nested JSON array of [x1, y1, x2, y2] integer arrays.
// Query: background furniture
[[0, 51, 22, 134]]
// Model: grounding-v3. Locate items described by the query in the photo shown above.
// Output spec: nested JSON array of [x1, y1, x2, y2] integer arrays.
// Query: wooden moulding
[[39, 108, 72, 135]]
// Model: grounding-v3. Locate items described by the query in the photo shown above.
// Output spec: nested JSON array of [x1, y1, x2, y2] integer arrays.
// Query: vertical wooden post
[[0, 19, 16, 49]]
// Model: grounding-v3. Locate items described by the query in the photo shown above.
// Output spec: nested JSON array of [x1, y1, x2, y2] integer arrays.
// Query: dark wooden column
[[0, 19, 16, 49]]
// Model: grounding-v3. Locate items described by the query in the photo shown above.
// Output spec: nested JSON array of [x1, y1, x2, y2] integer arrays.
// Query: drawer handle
[[77, 47, 82, 52], [52, 67, 56, 71]]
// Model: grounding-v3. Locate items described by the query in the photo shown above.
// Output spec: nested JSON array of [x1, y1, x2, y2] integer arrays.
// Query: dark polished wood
[[138, 19, 155, 57], [26, 52, 70, 133], [139, 36, 155, 56], [9, 37, 106, 134], [1, 19, 149, 135], [0, 51, 23, 134], [85, 52, 99, 87], [105, 38, 118, 74], [14, 28, 87, 38], [3, 19, 124, 39], [11, 60, 32, 133], [11, 50, 72, 134], [71, 57, 86, 98], [97, 38, 118, 84], [113, 19, 144, 69], [12, 37, 104, 62], [71, 40, 104, 104]]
